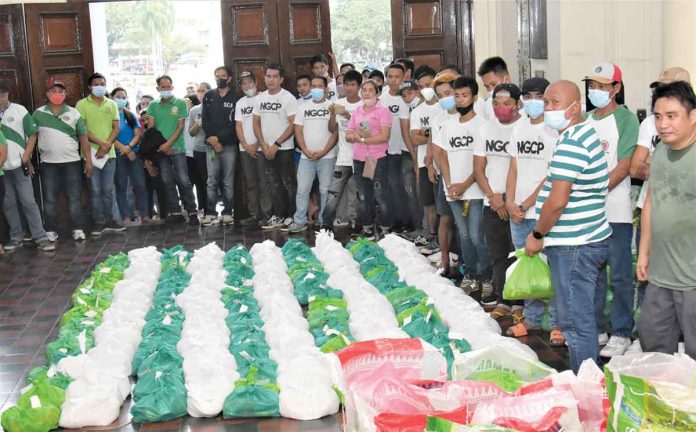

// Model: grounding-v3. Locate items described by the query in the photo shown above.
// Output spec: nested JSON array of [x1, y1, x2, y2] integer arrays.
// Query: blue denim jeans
[[546, 239, 610, 373], [206, 146, 237, 216], [89, 158, 116, 225], [594, 223, 635, 338], [294, 157, 336, 225], [115, 156, 148, 220], [354, 157, 392, 228], [511, 218, 558, 327], [156, 152, 197, 215], [449, 199, 491, 279], [40, 161, 85, 231]]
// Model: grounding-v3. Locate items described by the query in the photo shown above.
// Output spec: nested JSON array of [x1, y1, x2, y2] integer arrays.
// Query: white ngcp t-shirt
[[235, 94, 259, 151], [294, 99, 336, 160], [252, 88, 298, 150], [475, 117, 520, 206], [335, 97, 363, 167], [510, 119, 558, 218], [410, 101, 441, 168], [433, 115, 485, 201], [379, 91, 409, 155], [636, 114, 658, 208]]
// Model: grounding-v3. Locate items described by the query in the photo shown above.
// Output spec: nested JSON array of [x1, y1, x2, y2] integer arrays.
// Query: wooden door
[[276, 0, 333, 84], [392, 0, 475, 76], [24, 2, 94, 109], [0, 4, 32, 110], [221, 0, 332, 89]]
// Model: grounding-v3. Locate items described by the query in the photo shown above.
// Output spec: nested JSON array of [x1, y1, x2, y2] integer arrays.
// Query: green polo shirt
[[75, 95, 119, 158], [0, 130, 7, 176], [146, 97, 188, 154]]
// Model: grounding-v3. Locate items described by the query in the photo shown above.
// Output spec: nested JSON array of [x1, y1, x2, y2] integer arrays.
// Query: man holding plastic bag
[[524, 80, 612, 374]]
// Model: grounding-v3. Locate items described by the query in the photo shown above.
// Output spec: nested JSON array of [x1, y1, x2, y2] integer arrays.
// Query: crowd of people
[[0, 53, 694, 373]]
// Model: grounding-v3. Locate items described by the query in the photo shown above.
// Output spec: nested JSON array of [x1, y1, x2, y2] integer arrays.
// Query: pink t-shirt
[[347, 103, 392, 161]]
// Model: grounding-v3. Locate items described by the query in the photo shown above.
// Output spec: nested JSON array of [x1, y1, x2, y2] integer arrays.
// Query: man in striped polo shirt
[[33, 78, 93, 242], [0, 81, 54, 251], [525, 80, 612, 373]]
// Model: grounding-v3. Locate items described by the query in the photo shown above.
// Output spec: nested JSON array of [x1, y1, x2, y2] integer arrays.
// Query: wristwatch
[[273, 140, 281, 147], [532, 229, 545, 240], [360, 137, 365, 145]]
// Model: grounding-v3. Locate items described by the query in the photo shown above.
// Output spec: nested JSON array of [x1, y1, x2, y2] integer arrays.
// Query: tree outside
[[329, 0, 393, 70]]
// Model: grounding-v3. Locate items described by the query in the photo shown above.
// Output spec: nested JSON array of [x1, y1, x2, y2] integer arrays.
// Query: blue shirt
[[116, 110, 141, 155]]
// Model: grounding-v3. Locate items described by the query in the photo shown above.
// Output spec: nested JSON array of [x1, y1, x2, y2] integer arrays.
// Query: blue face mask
[[544, 102, 576, 131], [588, 89, 612, 109], [159, 90, 173, 99], [91, 86, 107, 98], [310, 88, 325, 101], [114, 98, 128, 109], [438, 95, 455, 111], [523, 99, 544, 119]]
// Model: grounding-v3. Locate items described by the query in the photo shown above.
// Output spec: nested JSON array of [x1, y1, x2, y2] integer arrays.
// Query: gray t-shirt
[[187, 105, 207, 153], [648, 140, 696, 290]]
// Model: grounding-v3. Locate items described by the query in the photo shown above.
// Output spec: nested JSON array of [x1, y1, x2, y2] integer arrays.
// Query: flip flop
[[549, 328, 566, 347], [506, 322, 529, 337]]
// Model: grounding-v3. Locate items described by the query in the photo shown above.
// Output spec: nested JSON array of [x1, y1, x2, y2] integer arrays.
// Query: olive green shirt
[[648, 140, 696, 290]]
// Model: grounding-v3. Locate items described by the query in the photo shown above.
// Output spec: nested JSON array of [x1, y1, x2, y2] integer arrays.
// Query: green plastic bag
[[222, 367, 280, 418], [17, 378, 65, 411], [130, 373, 188, 422], [25, 367, 72, 390], [468, 369, 525, 392], [1, 405, 60, 432], [502, 249, 553, 300]]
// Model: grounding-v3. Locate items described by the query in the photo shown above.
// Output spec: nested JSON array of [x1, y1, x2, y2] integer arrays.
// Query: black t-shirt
[[201, 88, 241, 147]]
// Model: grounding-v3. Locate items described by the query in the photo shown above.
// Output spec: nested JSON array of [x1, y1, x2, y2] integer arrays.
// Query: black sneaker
[[22, 233, 32, 242], [104, 221, 126, 232], [419, 237, 440, 255], [3, 240, 23, 251], [188, 214, 200, 225], [36, 240, 56, 251], [91, 224, 105, 236]]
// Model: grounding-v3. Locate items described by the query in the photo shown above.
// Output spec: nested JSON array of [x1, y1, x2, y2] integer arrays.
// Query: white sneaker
[[600, 335, 631, 358], [72, 230, 86, 241], [221, 215, 234, 225], [46, 231, 58, 242], [598, 332, 609, 346], [200, 215, 217, 226], [428, 251, 442, 263], [333, 218, 349, 227], [625, 339, 643, 354]]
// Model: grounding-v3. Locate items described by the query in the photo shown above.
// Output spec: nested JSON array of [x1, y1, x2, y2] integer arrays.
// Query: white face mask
[[244, 88, 257, 97], [421, 87, 436, 102]]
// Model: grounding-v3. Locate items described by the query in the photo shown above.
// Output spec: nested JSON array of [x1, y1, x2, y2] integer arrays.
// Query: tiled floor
[[0, 221, 569, 431]]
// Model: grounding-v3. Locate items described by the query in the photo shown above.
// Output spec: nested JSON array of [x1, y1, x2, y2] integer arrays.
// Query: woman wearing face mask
[[345, 79, 393, 239], [111, 87, 151, 225]]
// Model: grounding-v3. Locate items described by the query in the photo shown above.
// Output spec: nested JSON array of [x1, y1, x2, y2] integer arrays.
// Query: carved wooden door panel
[[0, 4, 32, 109], [24, 2, 94, 109], [392, 0, 475, 76]]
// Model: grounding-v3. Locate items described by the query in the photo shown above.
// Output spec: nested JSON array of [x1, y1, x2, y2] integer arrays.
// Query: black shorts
[[418, 167, 436, 207], [435, 176, 452, 216]]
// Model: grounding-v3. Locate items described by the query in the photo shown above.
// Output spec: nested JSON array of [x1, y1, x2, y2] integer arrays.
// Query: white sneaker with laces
[[221, 215, 234, 225], [598, 332, 609, 346], [201, 215, 217, 226], [600, 335, 631, 357], [72, 230, 86, 241], [413, 235, 428, 247], [625, 339, 643, 354], [333, 218, 349, 227], [47, 231, 58, 242]]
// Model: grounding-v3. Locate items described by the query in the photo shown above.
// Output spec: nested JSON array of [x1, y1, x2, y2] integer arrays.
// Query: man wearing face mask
[[504, 77, 561, 342], [433, 76, 492, 294], [474, 83, 524, 317], [0, 81, 54, 251], [311, 54, 338, 102], [525, 80, 611, 373], [76, 72, 123, 236], [33, 78, 93, 242], [410, 66, 440, 252], [582, 62, 639, 358], [147, 75, 199, 225], [200, 66, 240, 227], [287, 76, 338, 233], [235, 71, 268, 227]]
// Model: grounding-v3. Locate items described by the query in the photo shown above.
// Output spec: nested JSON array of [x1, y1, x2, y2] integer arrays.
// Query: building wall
[[473, 0, 681, 113]]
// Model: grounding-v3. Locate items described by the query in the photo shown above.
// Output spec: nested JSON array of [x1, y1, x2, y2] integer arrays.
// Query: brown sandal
[[511, 309, 524, 324], [490, 306, 511, 321], [549, 328, 566, 347]]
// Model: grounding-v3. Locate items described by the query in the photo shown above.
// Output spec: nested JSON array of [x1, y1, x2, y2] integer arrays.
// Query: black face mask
[[216, 78, 229, 89], [456, 104, 474, 116]]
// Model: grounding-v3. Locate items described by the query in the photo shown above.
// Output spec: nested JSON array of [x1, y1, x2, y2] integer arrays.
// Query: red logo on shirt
[[601, 139, 609, 152]]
